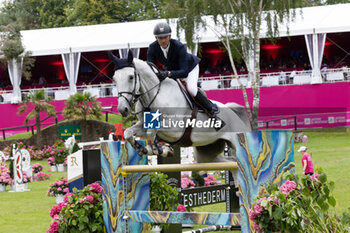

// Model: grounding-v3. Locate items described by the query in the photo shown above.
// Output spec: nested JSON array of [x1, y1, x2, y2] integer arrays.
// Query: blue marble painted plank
[[101, 141, 150, 233], [127, 210, 240, 226], [236, 131, 295, 233]]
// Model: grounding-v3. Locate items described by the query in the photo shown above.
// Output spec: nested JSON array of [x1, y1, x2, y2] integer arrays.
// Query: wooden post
[[121, 162, 238, 173]]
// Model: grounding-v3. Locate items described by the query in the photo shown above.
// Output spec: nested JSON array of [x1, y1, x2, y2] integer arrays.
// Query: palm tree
[[63, 92, 102, 121], [18, 90, 57, 146]]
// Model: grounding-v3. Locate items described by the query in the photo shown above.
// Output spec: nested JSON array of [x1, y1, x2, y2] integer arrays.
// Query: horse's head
[[109, 50, 140, 117]]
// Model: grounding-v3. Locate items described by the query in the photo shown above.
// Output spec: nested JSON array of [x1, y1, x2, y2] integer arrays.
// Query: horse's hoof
[[141, 147, 148, 155], [157, 146, 163, 155]]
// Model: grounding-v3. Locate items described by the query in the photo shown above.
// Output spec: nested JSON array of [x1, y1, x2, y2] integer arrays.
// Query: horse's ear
[[108, 51, 118, 64], [127, 50, 133, 63]]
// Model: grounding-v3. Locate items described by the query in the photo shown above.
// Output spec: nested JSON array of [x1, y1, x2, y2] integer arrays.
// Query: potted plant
[[249, 170, 350, 233], [53, 146, 69, 172], [22, 171, 31, 189], [32, 163, 44, 174], [47, 156, 56, 172], [47, 177, 69, 203], [0, 166, 13, 191], [33, 171, 51, 181], [47, 183, 103, 233], [204, 175, 219, 186]]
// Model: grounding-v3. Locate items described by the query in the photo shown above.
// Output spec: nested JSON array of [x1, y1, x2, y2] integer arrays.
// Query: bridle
[[117, 62, 162, 115]]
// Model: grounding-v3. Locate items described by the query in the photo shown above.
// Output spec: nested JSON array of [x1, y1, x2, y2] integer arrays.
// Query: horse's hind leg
[[194, 140, 228, 163]]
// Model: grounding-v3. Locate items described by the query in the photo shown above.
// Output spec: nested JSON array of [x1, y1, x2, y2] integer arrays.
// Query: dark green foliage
[[63, 92, 102, 121], [191, 171, 205, 186], [149, 172, 178, 211]]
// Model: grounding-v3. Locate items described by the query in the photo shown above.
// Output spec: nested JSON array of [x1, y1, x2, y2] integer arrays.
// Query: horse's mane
[[133, 58, 158, 82]]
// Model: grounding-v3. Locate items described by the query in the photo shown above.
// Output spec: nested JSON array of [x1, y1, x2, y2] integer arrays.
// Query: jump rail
[[121, 162, 238, 173]]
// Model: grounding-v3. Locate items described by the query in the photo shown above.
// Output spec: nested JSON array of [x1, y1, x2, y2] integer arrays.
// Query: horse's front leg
[[151, 137, 174, 157], [124, 122, 149, 155]]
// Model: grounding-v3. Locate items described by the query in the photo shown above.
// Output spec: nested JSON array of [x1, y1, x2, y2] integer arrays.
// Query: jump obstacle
[[100, 131, 295, 233]]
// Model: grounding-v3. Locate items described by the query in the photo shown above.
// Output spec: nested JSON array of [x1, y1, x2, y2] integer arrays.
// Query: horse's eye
[[129, 75, 134, 80]]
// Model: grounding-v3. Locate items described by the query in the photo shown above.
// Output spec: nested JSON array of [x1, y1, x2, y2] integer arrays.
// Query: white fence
[[0, 68, 349, 104]]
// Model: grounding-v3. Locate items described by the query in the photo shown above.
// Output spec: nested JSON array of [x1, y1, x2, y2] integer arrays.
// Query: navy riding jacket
[[147, 39, 201, 79]]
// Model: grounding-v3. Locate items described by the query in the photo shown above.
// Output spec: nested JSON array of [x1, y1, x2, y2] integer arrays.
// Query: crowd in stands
[[0, 48, 349, 94]]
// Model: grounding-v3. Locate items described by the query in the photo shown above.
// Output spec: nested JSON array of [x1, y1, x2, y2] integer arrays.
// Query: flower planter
[[55, 194, 64, 204], [24, 183, 28, 189], [50, 165, 57, 172], [0, 184, 6, 192], [57, 164, 65, 172]]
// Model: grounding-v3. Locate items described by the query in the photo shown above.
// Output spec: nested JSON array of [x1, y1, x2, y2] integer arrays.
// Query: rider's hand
[[157, 71, 170, 81]]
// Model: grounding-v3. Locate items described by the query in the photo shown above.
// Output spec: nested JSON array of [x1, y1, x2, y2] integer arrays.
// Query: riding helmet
[[153, 22, 172, 37]]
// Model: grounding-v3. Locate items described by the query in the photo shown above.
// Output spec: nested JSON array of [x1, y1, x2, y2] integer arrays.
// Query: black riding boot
[[194, 91, 216, 117]]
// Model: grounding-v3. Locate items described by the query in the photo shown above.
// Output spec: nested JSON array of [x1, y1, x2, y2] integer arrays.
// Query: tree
[[18, 90, 57, 146], [0, 0, 73, 29], [164, 0, 347, 130], [65, 0, 165, 25], [63, 92, 102, 121], [0, 23, 35, 80]]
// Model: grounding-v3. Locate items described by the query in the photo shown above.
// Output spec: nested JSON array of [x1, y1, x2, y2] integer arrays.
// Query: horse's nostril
[[124, 107, 128, 113]]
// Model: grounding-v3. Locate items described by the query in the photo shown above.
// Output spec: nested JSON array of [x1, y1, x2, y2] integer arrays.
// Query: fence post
[[294, 116, 297, 131], [2, 130, 5, 140], [31, 126, 34, 136], [105, 112, 108, 122], [266, 122, 269, 129]]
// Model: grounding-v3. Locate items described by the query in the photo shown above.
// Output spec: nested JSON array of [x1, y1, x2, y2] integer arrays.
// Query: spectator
[[298, 146, 314, 175], [38, 76, 47, 85], [0, 89, 3, 102], [279, 70, 287, 84], [289, 70, 296, 84]]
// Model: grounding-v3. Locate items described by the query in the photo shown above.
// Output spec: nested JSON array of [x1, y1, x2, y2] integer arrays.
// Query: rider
[[147, 22, 216, 118]]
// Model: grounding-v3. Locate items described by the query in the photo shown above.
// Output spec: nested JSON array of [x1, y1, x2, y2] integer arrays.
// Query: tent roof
[[20, 3, 350, 56]]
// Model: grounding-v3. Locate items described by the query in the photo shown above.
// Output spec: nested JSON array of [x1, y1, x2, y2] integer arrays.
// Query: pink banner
[[0, 82, 349, 138]]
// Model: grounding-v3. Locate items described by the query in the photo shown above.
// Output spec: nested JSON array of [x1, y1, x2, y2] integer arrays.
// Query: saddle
[[176, 79, 219, 115]]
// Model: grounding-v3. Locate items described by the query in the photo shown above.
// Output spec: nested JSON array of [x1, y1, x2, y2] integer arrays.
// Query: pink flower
[[176, 204, 187, 212], [181, 177, 195, 189], [252, 221, 264, 233], [57, 187, 62, 191], [280, 180, 297, 195], [89, 183, 103, 193], [310, 173, 319, 181], [249, 204, 264, 220], [257, 197, 267, 204], [46, 221, 59, 233], [63, 188, 69, 193], [84, 195, 94, 203], [64, 193, 73, 203]]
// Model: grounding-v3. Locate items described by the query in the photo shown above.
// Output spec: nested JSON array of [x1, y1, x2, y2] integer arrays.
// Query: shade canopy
[[20, 3, 350, 57]]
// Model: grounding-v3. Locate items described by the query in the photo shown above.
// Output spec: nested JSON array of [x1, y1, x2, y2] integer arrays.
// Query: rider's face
[[156, 35, 171, 49]]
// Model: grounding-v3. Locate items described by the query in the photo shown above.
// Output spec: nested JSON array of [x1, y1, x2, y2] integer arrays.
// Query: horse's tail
[[225, 102, 252, 130]]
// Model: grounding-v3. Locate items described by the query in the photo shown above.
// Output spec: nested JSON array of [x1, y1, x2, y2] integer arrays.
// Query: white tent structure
[[6, 3, 350, 102]]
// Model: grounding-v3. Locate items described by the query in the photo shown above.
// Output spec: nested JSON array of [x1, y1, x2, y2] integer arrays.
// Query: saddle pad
[[176, 80, 219, 114]]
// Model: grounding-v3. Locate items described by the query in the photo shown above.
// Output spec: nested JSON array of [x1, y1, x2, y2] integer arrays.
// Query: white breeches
[[186, 64, 199, 97]]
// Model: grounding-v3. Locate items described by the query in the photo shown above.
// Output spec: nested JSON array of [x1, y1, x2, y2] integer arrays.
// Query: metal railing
[[0, 67, 349, 104]]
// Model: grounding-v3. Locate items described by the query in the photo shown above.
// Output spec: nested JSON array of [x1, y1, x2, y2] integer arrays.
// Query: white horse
[[110, 51, 251, 162]]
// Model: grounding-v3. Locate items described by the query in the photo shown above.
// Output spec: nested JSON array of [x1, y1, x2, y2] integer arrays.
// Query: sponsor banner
[[258, 110, 349, 130], [181, 184, 228, 208], [58, 125, 82, 140]]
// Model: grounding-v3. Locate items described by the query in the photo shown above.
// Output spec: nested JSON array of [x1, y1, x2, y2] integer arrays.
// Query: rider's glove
[[157, 71, 171, 81]]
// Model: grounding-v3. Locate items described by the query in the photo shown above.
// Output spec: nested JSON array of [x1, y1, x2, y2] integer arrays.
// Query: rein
[[118, 62, 162, 115]]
